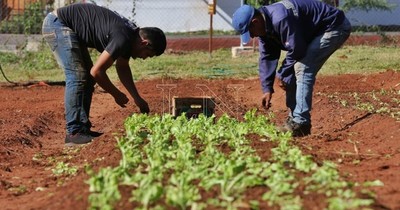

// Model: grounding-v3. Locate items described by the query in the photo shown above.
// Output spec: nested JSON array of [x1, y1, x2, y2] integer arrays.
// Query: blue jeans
[[42, 13, 95, 135], [286, 18, 351, 125]]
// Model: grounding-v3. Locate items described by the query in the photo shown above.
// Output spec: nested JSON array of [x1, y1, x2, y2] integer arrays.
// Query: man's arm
[[258, 37, 280, 94], [258, 37, 280, 109], [115, 57, 149, 113], [90, 51, 129, 107]]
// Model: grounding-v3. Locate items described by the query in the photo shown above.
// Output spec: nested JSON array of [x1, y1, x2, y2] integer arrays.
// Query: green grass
[[321, 45, 400, 75], [0, 43, 399, 83]]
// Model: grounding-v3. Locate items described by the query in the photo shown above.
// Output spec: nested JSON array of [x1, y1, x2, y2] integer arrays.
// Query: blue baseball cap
[[232, 5, 255, 44]]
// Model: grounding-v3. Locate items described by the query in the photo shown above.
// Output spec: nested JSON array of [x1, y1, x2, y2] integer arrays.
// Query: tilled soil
[[0, 70, 399, 210], [1, 36, 400, 209]]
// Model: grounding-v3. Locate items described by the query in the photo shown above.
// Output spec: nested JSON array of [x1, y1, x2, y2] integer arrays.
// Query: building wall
[[344, 0, 400, 26], [93, 0, 241, 32], [92, 0, 399, 31]]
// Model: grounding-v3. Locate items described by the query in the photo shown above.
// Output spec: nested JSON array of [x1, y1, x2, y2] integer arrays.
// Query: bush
[[0, 1, 45, 34]]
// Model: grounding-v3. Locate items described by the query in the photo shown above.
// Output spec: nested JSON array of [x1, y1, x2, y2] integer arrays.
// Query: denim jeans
[[285, 18, 351, 125], [42, 12, 95, 135]]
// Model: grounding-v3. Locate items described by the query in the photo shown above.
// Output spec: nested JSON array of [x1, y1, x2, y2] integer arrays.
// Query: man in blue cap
[[232, 0, 351, 137]]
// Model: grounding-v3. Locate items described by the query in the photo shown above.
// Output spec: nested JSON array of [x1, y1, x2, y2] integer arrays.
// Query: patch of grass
[[321, 45, 400, 75], [0, 44, 399, 83], [165, 30, 237, 36], [129, 49, 259, 80]]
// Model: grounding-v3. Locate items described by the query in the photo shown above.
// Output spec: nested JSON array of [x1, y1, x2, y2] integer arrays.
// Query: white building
[[91, 0, 241, 32], [345, 0, 400, 26], [54, 0, 400, 32]]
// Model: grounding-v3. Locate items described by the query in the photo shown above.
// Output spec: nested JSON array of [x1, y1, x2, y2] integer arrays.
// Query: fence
[[0, 0, 399, 49]]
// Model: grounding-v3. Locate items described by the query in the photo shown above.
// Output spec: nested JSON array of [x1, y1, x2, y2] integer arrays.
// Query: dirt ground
[[0, 37, 400, 210]]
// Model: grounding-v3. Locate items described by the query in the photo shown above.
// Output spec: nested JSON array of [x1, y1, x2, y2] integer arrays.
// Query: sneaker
[[279, 120, 311, 137], [88, 130, 103, 137], [285, 116, 293, 126], [65, 133, 93, 146]]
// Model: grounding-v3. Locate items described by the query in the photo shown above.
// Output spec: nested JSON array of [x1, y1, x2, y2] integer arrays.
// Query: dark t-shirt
[[57, 3, 138, 59]]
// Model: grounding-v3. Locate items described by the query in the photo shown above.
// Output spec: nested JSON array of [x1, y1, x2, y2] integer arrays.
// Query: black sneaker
[[88, 130, 103, 137], [65, 133, 93, 146], [280, 120, 311, 137]]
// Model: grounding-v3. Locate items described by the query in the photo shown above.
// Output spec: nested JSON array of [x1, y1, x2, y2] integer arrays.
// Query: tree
[[245, 0, 394, 12], [340, 0, 395, 12], [322, 0, 339, 7], [245, 0, 278, 7]]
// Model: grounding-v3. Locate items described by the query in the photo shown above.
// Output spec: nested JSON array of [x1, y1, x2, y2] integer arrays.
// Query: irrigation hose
[[0, 64, 65, 87], [0, 64, 17, 85]]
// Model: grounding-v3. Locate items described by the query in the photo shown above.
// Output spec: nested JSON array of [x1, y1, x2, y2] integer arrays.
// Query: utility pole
[[208, 0, 216, 57]]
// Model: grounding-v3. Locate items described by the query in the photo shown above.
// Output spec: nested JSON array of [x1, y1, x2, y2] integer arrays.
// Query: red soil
[[0, 36, 399, 209]]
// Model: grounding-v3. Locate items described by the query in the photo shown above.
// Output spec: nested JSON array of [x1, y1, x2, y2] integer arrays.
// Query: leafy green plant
[[349, 90, 400, 120], [8, 185, 27, 195], [32, 152, 44, 161], [87, 111, 378, 209], [23, 1, 45, 34], [52, 161, 78, 176]]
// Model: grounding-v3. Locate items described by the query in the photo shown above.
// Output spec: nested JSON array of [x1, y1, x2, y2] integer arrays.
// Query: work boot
[[279, 119, 311, 137], [65, 132, 93, 146]]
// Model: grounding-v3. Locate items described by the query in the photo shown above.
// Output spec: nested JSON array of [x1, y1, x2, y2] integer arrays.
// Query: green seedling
[[52, 161, 78, 176], [87, 110, 378, 209]]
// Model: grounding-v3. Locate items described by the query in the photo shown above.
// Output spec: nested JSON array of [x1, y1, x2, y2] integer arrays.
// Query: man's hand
[[115, 58, 149, 114], [277, 77, 287, 91], [134, 97, 150, 114], [114, 92, 129, 107], [261, 92, 272, 110]]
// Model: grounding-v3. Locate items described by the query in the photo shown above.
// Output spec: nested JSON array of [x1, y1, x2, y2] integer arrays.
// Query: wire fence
[[0, 0, 399, 49]]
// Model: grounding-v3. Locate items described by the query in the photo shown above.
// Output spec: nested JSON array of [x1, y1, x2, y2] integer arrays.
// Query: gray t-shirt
[[57, 3, 138, 59]]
